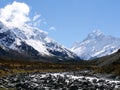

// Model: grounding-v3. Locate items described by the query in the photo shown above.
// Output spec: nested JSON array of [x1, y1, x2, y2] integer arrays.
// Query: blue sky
[[0, 0, 120, 47]]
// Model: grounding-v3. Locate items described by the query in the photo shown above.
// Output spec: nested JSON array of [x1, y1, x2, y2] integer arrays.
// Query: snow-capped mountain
[[0, 21, 79, 61], [71, 30, 120, 60]]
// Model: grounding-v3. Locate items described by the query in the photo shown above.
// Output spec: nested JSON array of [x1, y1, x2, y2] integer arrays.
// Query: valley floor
[[0, 59, 120, 90], [0, 72, 120, 90]]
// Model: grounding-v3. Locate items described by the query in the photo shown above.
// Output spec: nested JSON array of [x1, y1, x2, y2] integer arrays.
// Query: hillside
[[88, 49, 120, 75]]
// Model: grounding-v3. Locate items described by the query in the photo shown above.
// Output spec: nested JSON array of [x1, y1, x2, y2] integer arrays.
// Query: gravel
[[0, 71, 120, 90]]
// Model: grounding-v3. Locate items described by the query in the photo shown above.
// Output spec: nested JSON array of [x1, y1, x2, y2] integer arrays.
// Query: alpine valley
[[0, 1, 120, 90]]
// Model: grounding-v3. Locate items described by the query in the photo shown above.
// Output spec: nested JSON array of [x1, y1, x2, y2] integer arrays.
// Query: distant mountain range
[[0, 21, 79, 61], [0, 19, 120, 76], [71, 30, 120, 60], [1, 19, 120, 62]]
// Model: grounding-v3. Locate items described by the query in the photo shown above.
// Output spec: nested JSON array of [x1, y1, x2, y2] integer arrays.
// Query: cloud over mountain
[[0, 1, 30, 28]]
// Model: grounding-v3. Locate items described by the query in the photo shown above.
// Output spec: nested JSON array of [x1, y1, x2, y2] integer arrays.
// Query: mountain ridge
[[71, 30, 120, 60], [0, 21, 80, 61]]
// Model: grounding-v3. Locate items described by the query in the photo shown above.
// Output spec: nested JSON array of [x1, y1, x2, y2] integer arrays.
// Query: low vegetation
[[0, 50, 120, 77], [0, 59, 89, 77]]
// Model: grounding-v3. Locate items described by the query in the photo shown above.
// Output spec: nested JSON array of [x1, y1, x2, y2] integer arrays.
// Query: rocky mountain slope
[[0, 21, 79, 61]]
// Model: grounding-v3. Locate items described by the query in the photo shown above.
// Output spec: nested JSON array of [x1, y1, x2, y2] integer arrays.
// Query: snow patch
[[25, 40, 50, 55]]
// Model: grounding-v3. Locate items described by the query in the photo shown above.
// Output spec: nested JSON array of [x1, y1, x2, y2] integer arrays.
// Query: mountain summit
[[86, 30, 104, 39], [71, 30, 120, 60]]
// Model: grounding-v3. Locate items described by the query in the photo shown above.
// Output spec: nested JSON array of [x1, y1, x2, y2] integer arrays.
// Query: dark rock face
[[0, 72, 120, 90], [46, 44, 80, 60], [17, 42, 41, 59], [0, 46, 8, 55], [0, 31, 15, 47]]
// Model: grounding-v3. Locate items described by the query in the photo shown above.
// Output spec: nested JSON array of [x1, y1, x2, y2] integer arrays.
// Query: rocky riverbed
[[0, 71, 120, 90]]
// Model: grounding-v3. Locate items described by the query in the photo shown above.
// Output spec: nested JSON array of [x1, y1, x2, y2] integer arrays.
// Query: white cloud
[[33, 19, 42, 27], [0, 1, 30, 28], [0, 1, 50, 33], [49, 26, 56, 31], [32, 17, 47, 27], [33, 14, 41, 21]]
